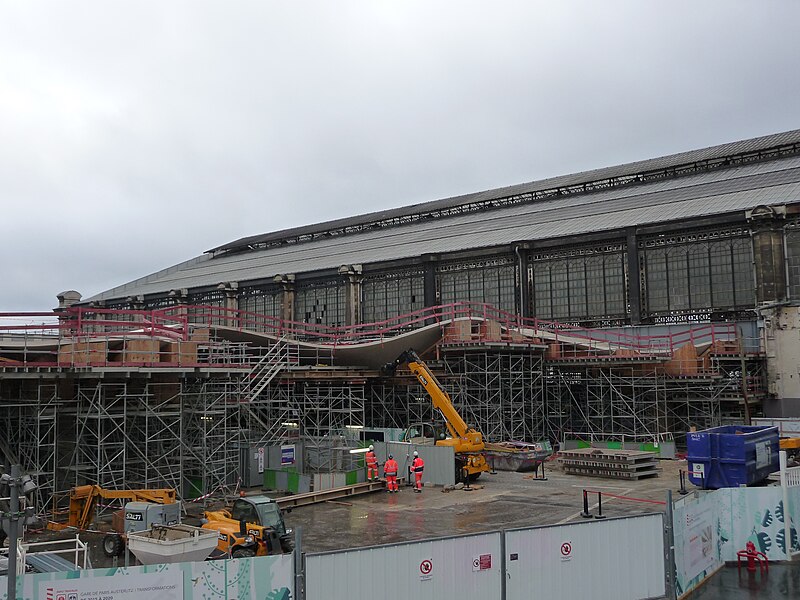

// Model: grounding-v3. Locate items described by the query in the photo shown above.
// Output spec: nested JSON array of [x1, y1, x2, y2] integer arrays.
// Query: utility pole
[[2, 465, 36, 600], [5, 465, 20, 600]]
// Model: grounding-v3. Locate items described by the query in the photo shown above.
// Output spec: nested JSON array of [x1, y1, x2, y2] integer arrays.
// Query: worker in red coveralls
[[365, 445, 379, 481], [411, 451, 425, 493], [384, 454, 399, 493]]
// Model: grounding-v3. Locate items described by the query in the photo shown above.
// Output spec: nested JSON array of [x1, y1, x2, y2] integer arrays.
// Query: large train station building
[[3, 128, 800, 504]]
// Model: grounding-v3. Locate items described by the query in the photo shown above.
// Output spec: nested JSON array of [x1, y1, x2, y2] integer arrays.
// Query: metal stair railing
[[242, 337, 289, 402]]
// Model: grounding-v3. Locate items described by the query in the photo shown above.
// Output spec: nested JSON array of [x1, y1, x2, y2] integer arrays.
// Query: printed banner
[[40, 570, 181, 600], [1, 554, 293, 600]]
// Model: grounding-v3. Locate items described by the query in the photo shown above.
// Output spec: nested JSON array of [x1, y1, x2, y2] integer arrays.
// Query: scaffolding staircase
[[242, 337, 291, 402]]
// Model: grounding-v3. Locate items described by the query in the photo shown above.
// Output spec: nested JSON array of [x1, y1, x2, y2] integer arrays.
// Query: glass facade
[[294, 280, 346, 327], [239, 285, 283, 331], [786, 224, 800, 300], [240, 286, 282, 319], [641, 229, 754, 318], [186, 289, 226, 324], [436, 257, 517, 314], [361, 270, 425, 323], [528, 245, 627, 322]]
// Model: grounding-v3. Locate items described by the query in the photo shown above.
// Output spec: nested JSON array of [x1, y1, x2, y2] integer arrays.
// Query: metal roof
[[210, 129, 800, 253], [86, 137, 800, 303]]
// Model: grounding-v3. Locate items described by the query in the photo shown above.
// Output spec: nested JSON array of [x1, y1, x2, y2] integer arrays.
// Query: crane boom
[[383, 349, 489, 477]]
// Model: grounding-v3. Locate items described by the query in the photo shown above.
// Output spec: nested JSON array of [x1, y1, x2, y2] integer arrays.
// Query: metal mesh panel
[[436, 257, 516, 313], [361, 270, 425, 323]]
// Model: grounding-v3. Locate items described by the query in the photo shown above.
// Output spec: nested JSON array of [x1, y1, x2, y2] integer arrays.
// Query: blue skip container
[[686, 425, 779, 489]]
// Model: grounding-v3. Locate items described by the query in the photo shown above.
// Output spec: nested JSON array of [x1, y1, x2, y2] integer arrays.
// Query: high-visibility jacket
[[366, 451, 378, 468], [411, 457, 425, 473], [384, 459, 398, 476]]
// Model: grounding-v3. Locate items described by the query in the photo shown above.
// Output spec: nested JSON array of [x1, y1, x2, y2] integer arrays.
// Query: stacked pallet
[[558, 448, 659, 480]]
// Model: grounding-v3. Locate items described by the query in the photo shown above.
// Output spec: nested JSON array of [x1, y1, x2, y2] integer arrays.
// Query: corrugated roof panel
[[212, 130, 800, 252], [87, 158, 800, 302]]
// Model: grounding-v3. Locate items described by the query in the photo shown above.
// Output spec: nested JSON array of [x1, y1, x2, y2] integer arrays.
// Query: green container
[[345, 469, 358, 486], [186, 478, 203, 499]]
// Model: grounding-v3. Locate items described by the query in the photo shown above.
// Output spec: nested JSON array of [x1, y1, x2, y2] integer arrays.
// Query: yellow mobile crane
[[382, 349, 490, 480]]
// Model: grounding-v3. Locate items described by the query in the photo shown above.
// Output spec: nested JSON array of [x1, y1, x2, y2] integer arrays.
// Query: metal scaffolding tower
[[441, 349, 544, 443]]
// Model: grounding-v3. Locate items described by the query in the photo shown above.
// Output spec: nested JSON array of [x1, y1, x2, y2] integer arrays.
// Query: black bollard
[[679, 470, 688, 496], [594, 491, 606, 519], [580, 489, 593, 518]]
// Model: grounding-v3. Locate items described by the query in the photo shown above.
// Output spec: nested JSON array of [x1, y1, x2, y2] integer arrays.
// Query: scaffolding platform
[[558, 448, 660, 480]]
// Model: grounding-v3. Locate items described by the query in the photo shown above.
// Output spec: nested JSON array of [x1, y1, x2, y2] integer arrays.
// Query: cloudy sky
[[2, 1, 799, 312]]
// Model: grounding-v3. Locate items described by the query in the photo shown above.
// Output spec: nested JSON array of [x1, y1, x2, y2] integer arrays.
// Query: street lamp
[[1, 465, 37, 600]]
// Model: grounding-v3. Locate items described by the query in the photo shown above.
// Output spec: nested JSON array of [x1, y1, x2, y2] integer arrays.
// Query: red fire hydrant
[[736, 541, 768, 574]]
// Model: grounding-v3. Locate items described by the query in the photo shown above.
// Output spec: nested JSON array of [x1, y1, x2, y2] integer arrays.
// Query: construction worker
[[384, 454, 399, 493], [411, 451, 425, 493], [365, 445, 379, 481]]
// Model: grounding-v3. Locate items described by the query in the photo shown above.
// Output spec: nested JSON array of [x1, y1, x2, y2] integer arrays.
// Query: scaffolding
[[0, 304, 767, 512], [441, 349, 544, 443]]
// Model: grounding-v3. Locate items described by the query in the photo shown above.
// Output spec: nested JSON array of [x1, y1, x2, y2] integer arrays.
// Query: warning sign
[[472, 553, 492, 571], [560, 541, 573, 561], [419, 559, 433, 581]]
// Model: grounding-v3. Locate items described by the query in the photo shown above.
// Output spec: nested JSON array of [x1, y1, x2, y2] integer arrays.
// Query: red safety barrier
[[737, 541, 768, 574]]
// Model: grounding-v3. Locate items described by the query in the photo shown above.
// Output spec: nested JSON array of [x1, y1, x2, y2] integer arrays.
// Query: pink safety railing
[[0, 302, 748, 368]]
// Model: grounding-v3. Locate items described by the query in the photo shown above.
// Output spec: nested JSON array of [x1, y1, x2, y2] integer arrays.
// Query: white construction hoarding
[[505, 514, 666, 600], [306, 531, 501, 600]]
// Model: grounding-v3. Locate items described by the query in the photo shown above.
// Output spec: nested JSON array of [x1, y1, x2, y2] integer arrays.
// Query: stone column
[[339, 264, 363, 326], [626, 229, 642, 325], [748, 206, 787, 304], [274, 274, 296, 326]]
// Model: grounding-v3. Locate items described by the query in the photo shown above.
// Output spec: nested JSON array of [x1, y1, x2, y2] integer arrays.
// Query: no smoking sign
[[419, 559, 433, 581], [560, 541, 573, 561]]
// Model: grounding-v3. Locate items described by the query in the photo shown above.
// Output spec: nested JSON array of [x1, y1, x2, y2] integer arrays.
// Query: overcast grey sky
[[2, 1, 799, 312]]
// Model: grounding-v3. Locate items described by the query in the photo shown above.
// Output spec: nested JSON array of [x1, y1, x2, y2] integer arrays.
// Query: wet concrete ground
[[14, 459, 689, 567], [284, 459, 685, 553], [690, 564, 800, 598]]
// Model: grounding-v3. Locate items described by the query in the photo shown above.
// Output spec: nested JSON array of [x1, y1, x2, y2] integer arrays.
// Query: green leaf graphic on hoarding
[[762, 509, 773, 527], [756, 532, 772, 553]]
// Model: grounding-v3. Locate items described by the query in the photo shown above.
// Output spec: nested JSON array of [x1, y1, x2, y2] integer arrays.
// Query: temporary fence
[[375, 441, 457, 487], [672, 455, 800, 598], [306, 531, 502, 600], [0, 553, 295, 600], [305, 514, 666, 600], [505, 515, 666, 600]]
